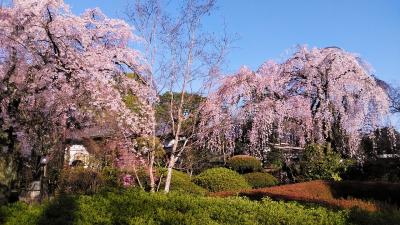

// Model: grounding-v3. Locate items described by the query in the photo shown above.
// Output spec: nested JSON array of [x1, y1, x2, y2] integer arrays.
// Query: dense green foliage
[[135, 136, 165, 159], [162, 170, 207, 195], [58, 168, 105, 195], [300, 144, 353, 181], [0, 156, 17, 204], [58, 167, 124, 195], [345, 158, 400, 183], [193, 168, 251, 192], [265, 147, 285, 169], [243, 172, 279, 188], [136, 168, 206, 195], [2, 189, 398, 225], [156, 92, 204, 139], [101, 167, 123, 189], [0, 189, 350, 225], [226, 155, 262, 173]]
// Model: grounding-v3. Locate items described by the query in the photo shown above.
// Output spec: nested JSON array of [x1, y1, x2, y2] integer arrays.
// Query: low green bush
[[58, 167, 104, 195], [243, 172, 279, 188], [2, 189, 399, 225], [193, 167, 251, 192], [0, 201, 43, 225], [227, 155, 262, 173], [161, 170, 207, 196], [101, 167, 123, 189], [136, 168, 206, 195]]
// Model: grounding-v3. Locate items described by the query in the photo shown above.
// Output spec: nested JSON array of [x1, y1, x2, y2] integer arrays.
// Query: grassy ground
[[1, 188, 399, 225]]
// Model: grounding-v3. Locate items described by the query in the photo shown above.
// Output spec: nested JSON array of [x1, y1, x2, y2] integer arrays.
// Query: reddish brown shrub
[[211, 180, 399, 212]]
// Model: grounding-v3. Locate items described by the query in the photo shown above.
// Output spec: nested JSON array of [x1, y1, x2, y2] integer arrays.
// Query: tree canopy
[[198, 47, 390, 161]]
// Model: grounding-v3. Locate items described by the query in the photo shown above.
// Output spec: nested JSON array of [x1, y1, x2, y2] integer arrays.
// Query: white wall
[[66, 144, 89, 167]]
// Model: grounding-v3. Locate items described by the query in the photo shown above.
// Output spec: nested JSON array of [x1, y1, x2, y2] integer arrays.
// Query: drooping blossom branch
[[198, 47, 390, 161]]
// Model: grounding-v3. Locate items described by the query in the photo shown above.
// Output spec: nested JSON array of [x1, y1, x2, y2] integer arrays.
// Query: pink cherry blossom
[[198, 47, 390, 161], [0, 0, 155, 158]]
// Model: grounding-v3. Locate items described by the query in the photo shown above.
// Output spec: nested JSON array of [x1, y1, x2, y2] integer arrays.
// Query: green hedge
[[227, 155, 262, 173], [243, 172, 279, 188], [136, 168, 206, 195], [193, 168, 251, 192], [2, 189, 399, 225], [162, 170, 207, 196]]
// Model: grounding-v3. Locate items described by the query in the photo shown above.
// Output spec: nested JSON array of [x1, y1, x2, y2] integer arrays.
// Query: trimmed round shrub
[[142, 169, 207, 195], [167, 170, 208, 196], [243, 172, 279, 188], [227, 155, 262, 173], [193, 167, 251, 192]]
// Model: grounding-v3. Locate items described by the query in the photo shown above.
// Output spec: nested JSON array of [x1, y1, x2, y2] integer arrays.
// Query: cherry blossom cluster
[[198, 47, 390, 160], [0, 0, 155, 157]]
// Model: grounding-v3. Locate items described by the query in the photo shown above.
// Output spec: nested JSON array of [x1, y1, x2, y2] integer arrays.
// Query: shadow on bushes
[[327, 181, 400, 207], [348, 208, 400, 225], [37, 196, 78, 225], [344, 158, 400, 183], [232, 190, 400, 225]]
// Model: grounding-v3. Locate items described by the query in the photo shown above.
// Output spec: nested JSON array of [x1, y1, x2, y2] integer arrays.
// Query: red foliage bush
[[211, 180, 399, 212]]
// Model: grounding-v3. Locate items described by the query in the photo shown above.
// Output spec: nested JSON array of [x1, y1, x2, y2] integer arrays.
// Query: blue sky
[[65, 0, 400, 84]]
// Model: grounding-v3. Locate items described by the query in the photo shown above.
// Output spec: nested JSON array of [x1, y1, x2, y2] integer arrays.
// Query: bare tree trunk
[[149, 150, 156, 192], [164, 155, 176, 193], [148, 123, 157, 192], [125, 0, 161, 193], [127, 0, 228, 193], [164, 82, 187, 192], [163, 0, 221, 193], [164, 123, 183, 192], [156, 173, 163, 192], [132, 164, 144, 190]]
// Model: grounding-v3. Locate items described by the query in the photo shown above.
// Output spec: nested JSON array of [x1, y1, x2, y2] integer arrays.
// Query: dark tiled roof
[[65, 127, 116, 141]]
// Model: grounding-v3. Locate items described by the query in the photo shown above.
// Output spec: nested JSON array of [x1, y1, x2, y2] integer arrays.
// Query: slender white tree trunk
[[149, 124, 156, 192], [164, 155, 176, 193], [149, 150, 156, 192], [164, 18, 194, 193]]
